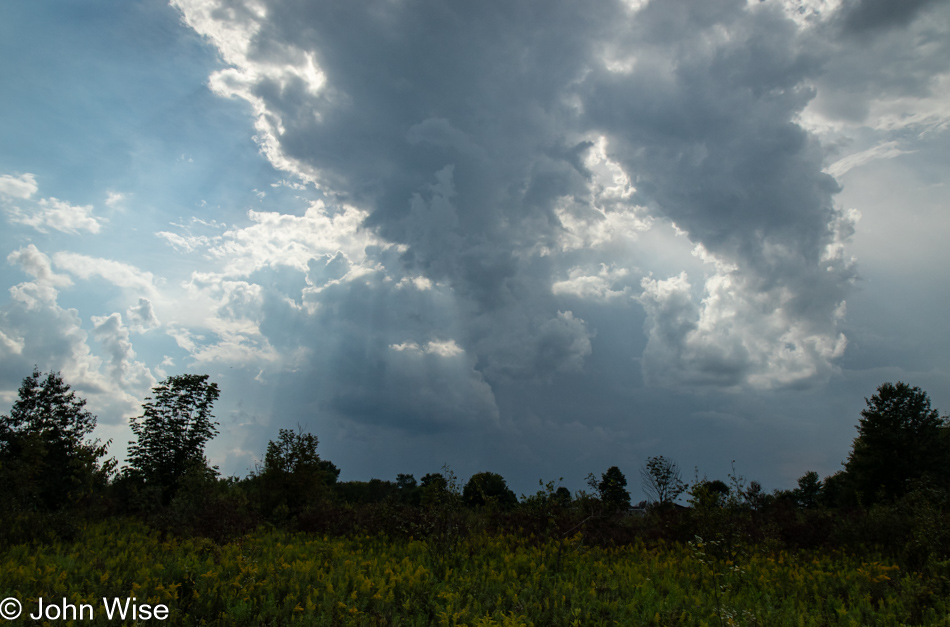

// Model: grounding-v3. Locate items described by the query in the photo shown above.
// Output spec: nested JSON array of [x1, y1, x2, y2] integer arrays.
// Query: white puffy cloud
[[0, 328, 25, 357], [0, 173, 38, 199], [208, 201, 385, 277], [126, 297, 160, 333], [90, 312, 155, 392], [553, 265, 631, 302], [639, 260, 850, 389], [7, 245, 73, 309], [0, 246, 154, 423], [54, 252, 159, 297], [7, 197, 101, 234], [1, 173, 102, 234], [173, 273, 280, 367]]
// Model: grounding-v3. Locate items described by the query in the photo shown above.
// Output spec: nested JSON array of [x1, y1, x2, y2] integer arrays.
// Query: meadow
[[2, 519, 948, 626]]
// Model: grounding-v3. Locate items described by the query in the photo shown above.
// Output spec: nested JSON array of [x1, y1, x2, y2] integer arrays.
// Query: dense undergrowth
[[3, 518, 950, 626]]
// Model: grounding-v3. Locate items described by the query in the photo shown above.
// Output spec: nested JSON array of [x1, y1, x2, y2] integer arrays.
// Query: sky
[[1, 0, 948, 499]]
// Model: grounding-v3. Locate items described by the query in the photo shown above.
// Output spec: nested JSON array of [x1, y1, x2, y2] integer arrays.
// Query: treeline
[[2, 369, 950, 573]]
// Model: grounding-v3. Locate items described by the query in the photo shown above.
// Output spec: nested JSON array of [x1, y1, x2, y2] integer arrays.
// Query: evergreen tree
[[598, 466, 631, 511]]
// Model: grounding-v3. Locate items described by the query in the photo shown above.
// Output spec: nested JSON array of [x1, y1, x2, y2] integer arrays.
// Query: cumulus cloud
[[391, 339, 465, 358], [553, 265, 631, 302], [7, 198, 101, 234], [126, 297, 160, 333], [91, 312, 155, 392], [54, 252, 159, 297], [105, 191, 126, 208], [0, 246, 154, 422], [0, 173, 38, 199], [174, 273, 281, 367], [209, 202, 386, 278], [7, 245, 73, 309], [1, 173, 103, 234]]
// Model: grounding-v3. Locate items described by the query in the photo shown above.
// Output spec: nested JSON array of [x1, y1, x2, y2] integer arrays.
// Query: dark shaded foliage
[[596, 466, 631, 512], [5, 371, 950, 577], [462, 471, 518, 509], [249, 426, 339, 522], [0, 368, 113, 544], [844, 381, 949, 505]]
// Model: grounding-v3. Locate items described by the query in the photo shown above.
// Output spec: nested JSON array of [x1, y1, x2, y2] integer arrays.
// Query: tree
[[640, 455, 687, 506], [597, 466, 631, 511], [688, 478, 730, 508], [255, 426, 339, 518], [263, 426, 339, 481], [395, 473, 420, 505], [462, 471, 518, 509], [421, 471, 449, 492], [844, 382, 948, 505], [126, 374, 220, 502], [0, 368, 111, 512], [793, 471, 823, 509], [1, 368, 97, 445]]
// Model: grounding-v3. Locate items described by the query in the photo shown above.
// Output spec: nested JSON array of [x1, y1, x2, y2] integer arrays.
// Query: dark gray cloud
[[807, 0, 950, 124], [174, 0, 858, 389], [838, 0, 947, 34]]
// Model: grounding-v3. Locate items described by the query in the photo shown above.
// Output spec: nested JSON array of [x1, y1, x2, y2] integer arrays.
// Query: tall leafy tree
[[0, 368, 111, 511], [844, 382, 948, 505], [126, 374, 220, 501]]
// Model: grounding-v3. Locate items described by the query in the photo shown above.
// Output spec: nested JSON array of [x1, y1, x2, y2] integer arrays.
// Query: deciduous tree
[[0, 368, 111, 512], [125, 374, 220, 502], [844, 382, 948, 504], [640, 455, 687, 506], [255, 426, 339, 518], [462, 471, 517, 509]]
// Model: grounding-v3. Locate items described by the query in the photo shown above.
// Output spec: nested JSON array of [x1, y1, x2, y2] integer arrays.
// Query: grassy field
[[2, 520, 948, 626]]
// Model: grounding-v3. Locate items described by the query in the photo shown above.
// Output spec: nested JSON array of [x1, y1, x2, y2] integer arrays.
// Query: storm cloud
[[167, 0, 862, 397]]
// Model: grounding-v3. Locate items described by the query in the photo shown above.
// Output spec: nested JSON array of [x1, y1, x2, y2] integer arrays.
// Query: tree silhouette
[[640, 455, 687, 505], [844, 382, 948, 504], [126, 374, 220, 503], [256, 426, 339, 519], [597, 466, 631, 511], [0, 368, 111, 511], [462, 471, 517, 509]]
